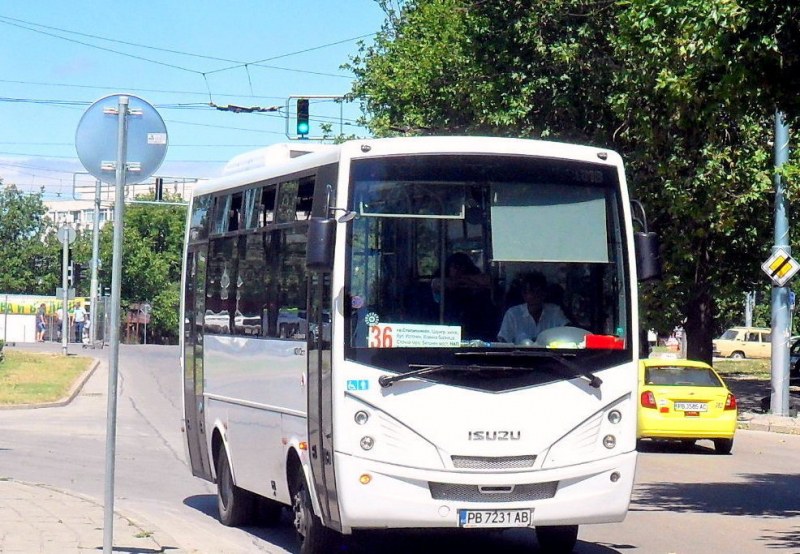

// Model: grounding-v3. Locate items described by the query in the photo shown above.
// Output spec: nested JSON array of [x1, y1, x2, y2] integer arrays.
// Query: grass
[[649, 346, 771, 378], [712, 358, 771, 378], [0, 350, 92, 405]]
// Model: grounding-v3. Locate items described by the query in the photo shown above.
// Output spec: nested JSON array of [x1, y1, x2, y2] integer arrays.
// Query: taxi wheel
[[536, 524, 579, 553], [713, 438, 734, 455]]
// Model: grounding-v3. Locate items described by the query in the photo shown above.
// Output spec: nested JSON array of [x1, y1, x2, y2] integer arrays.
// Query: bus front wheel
[[292, 472, 340, 554], [536, 524, 579, 553], [216, 447, 255, 527]]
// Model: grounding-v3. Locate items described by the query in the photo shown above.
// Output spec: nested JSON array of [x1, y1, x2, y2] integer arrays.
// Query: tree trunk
[[684, 289, 715, 364]]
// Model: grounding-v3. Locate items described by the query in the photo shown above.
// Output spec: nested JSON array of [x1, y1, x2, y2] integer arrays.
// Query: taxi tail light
[[724, 393, 737, 410], [640, 390, 657, 409]]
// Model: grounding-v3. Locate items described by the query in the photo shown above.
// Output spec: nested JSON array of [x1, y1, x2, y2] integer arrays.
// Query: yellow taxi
[[638, 358, 737, 454]]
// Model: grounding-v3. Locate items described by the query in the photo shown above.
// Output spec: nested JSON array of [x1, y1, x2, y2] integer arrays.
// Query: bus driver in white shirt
[[498, 271, 569, 344]]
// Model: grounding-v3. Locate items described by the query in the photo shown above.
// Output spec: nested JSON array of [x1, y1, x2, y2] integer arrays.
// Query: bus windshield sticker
[[368, 323, 462, 348], [347, 379, 369, 391]]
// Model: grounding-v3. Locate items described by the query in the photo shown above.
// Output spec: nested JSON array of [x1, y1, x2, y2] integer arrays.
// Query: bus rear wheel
[[536, 524, 579, 553], [292, 472, 340, 554], [216, 447, 255, 527]]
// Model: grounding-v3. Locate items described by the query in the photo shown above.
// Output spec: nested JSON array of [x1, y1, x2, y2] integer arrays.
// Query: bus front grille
[[428, 481, 558, 503], [451, 455, 536, 470]]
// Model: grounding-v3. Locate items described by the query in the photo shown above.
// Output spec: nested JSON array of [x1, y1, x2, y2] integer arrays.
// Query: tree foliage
[[98, 193, 187, 344], [349, 0, 800, 361], [0, 183, 61, 295]]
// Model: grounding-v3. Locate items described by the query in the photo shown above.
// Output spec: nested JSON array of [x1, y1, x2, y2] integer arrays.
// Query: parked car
[[790, 336, 800, 378], [712, 326, 771, 359], [638, 359, 737, 454]]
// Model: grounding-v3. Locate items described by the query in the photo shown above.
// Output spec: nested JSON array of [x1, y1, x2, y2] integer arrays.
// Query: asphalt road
[[2, 344, 799, 553]]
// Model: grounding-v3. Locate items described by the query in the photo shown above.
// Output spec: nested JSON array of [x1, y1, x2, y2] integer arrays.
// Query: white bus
[[181, 137, 660, 553]]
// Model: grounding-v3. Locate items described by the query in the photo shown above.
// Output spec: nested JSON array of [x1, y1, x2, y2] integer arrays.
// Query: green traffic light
[[296, 98, 310, 136]]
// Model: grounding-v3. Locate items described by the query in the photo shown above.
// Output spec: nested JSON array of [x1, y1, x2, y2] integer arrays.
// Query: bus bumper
[[334, 450, 636, 532]]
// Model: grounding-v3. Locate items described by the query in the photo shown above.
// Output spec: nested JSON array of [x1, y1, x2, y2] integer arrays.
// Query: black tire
[[216, 448, 255, 527], [680, 439, 696, 448], [292, 471, 340, 554], [713, 438, 734, 455], [536, 525, 579, 553], [730, 351, 745, 360]]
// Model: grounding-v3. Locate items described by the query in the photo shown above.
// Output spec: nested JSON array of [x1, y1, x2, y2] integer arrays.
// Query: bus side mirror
[[635, 231, 662, 281], [307, 217, 336, 272]]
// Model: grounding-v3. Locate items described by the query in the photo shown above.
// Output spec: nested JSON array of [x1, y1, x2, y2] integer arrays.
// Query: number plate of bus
[[458, 509, 533, 528], [674, 402, 707, 412]]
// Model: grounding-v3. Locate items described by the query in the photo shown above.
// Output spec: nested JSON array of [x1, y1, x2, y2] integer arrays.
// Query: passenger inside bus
[[497, 271, 569, 344], [431, 252, 496, 340]]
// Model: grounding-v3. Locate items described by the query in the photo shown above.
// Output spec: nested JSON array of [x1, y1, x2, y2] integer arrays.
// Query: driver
[[498, 271, 568, 344]]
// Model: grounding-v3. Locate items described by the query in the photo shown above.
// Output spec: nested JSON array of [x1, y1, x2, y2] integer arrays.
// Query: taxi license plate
[[458, 509, 533, 528], [674, 402, 707, 412]]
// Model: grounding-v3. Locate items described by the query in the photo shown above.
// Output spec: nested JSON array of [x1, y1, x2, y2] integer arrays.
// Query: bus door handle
[[324, 450, 331, 464], [311, 445, 318, 459]]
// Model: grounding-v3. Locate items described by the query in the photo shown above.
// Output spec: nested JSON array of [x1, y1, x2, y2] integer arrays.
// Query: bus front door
[[183, 248, 213, 480], [307, 273, 341, 530]]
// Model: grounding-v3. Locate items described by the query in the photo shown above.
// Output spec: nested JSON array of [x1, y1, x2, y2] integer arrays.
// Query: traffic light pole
[[61, 236, 69, 356], [770, 109, 791, 417], [90, 178, 101, 347]]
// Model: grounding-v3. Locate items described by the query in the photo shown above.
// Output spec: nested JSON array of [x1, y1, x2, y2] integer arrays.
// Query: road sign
[[57, 226, 76, 245], [55, 287, 76, 300], [75, 94, 168, 185], [761, 248, 800, 286]]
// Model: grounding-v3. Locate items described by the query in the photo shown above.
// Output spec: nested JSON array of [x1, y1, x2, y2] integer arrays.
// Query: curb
[[0, 357, 100, 411], [738, 416, 800, 435]]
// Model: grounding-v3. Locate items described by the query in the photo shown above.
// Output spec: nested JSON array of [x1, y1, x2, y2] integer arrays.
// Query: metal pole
[[770, 109, 791, 416], [103, 95, 128, 554], [62, 231, 70, 356], [90, 179, 101, 347], [3, 293, 8, 345]]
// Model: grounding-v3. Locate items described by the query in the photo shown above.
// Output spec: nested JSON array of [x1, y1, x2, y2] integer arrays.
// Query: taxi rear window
[[645, 367, 723, 387]]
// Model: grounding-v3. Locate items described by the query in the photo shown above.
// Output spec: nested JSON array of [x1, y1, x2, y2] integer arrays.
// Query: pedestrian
[[55, 306, 64, 341], [35, 303, 47, 342], [73, 302, 87, 344]]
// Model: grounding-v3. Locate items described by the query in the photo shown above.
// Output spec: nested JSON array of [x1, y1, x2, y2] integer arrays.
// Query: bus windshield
[[344, 153, 630, 359]]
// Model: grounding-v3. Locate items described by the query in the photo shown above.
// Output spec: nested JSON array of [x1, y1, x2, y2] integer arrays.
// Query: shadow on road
[[631, 472, 800, 551], [183, 494, 299, 552], [184, 495, 625, 553]]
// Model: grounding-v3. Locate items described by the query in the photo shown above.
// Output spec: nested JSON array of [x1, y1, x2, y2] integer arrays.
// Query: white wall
[[0, 314, 36, 343]]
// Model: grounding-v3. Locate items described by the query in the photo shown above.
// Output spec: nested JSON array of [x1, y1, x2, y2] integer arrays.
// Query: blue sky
[[0, 1, 387, 198]]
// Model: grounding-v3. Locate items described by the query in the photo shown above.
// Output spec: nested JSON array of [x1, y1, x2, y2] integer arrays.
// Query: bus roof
[[193, 136, 623, 198]]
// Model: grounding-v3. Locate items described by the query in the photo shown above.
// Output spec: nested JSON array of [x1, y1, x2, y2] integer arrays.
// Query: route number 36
[[369, 325, 394, 348]]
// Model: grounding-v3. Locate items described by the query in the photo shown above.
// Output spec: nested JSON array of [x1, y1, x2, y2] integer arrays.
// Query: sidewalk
[[0, 479, 181, 554], [1, 341, 186, 553]]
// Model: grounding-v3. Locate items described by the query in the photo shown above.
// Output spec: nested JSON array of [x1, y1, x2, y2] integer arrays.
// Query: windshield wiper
[[378, 363, 527, 388], [456, 350, 602, 389]]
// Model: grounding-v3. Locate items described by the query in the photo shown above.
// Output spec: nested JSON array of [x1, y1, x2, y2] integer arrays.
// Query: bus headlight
[[360, 436, 375, 450], [603, 435, 617, 449], [607, 410, 622, 424], [354, 410, 370, 425]]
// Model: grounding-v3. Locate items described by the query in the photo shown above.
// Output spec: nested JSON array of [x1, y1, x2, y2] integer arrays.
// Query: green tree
[[98, 192, 187, 344], [610, 1, 800, 359], [349, 0, 800, 362], [0, 183, 61, 295]]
